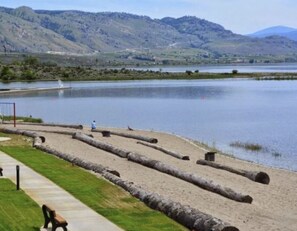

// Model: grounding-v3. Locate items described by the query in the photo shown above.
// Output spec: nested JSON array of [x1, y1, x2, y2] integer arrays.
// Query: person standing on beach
[[91, 120, 96, 130]]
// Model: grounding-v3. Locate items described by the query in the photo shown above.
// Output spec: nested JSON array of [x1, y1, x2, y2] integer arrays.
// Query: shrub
[[232, 69, 238, 74], [185, 70, 192, 75], [22, 69, 36, 80], [0, 66, 16, 80], [23, 56, 39, 66]]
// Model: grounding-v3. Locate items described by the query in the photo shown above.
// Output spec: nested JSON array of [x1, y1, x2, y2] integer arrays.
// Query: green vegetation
[[0, 179, 43, 231], [2, 116, 43, 123], [230, 141, 264, 152], [0, 134, 186, 231], [2, 57, 297, 82]]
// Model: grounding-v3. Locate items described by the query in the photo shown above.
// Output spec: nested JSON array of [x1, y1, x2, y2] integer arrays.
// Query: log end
[[221, 227, 240, 231], [40, 136, 46, 143], [255, 172, 270, 185], [150, 139, 158, 144], [196, 159, 205, 165], [242, 195, 253, 204], [182, 156, 190, 160]]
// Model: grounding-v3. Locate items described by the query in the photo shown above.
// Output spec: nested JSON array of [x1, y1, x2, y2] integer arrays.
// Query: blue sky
[[1, 0, 297, 34]]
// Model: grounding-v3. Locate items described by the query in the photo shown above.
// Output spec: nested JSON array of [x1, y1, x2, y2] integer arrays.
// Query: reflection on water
[[1, 79, 297, 171]]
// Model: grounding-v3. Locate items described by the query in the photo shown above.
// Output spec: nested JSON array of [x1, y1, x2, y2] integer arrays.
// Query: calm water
[[1, 79, 297, 171], [134, 63, 297, 73]]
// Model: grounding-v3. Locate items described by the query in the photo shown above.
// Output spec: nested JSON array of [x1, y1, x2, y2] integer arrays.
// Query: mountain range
[[1, 6, 297, 59], [248, 26, 297, 42]]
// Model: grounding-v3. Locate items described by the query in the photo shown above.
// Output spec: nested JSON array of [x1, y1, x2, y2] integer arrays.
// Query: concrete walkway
[[0, 151, 123, 231]]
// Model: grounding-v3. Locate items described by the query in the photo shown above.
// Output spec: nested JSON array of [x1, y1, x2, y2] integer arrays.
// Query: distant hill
[[1, 6, 297, 58], [248, 26, 297, 41]]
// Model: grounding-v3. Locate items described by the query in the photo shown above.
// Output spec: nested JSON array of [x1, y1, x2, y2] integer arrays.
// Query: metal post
[[16, 165, 20, 190], [13, 103, 16, 127]]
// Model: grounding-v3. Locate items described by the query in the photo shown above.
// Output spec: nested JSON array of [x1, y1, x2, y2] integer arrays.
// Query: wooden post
[[205, 151, 216, 161], [16, 165, 20, 190]]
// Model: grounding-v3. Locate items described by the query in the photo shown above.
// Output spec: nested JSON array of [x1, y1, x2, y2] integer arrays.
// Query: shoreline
[[0, 87, 71, 95], [1, 123, 297, 231], [98, 124, 296, 173]]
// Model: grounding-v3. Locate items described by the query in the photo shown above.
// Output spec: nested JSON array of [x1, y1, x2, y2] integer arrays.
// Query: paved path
[[0, 151, 123, 231]]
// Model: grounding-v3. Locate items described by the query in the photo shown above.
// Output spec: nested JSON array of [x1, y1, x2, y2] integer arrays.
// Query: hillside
[[1, 6, 297, 60], [248, 26, 297, 41]]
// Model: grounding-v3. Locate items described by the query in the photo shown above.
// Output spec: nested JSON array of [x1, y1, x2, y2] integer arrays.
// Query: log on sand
[[72, 132, 252, 203], [128, 153, 253, 203], [102, 172, 239, 231], [0, 128, 45, 144], [24, 129, 76, 136], [196, 159, 270, 184], [4, 121, 83, 129], [1, 129, 239, 230], [72, 132, 130, 158], [92, 129, 158, 143], [137, 141, 190, 160], [35, 144, 120, 177]]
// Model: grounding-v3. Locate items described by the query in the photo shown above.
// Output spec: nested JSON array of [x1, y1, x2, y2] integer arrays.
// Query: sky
[[1, 0, 297, 34]]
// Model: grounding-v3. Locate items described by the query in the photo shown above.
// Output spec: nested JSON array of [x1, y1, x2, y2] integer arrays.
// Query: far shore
[[0, 87, 71, 95]]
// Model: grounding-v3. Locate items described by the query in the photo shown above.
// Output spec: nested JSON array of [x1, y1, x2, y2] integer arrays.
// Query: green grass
[[230, 141, 264, 152], [0, 179, 43, 231], [0, 134, 186, 231], [2, 116, 43, 123]]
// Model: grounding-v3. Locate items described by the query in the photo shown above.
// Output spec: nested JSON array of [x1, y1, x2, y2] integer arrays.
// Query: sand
[[1, 124, 297, 231]]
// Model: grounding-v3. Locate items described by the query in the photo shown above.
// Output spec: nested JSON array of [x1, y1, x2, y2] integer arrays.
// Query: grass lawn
[[0, 178, 43, 231], [0, 133, 187, 231]]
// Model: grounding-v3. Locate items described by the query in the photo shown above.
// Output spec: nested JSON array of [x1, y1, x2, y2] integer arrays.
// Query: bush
[[0, 66, 16, 80], [22, 70, 36, 80], [185, 70, 192, 75], [23, 56, 39, 66], [232, 69, 238, 74]]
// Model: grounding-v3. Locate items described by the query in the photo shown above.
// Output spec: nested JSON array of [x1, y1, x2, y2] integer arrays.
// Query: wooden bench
[[42, 204, 68, 231], [0, 167, 3, 176]]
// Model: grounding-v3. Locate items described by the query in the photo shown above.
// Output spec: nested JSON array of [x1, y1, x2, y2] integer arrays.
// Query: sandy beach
[[1, 123, 297, 231]]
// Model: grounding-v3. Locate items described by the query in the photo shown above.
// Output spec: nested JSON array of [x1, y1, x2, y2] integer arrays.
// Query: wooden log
[[196, 159, 270, 184], [33, 137, 43, 147], [92, 129, 158, 143], [24, 129, 76, 136], [0, 128, 45, 143], [3, 121, 83, 129], [102, 172, 239, 231], [0, 128, 24, 135], [137, 141, 189, 160], [127, 152, 252, 203], [72, 132, 130, 158], [22, 131, 46, 143], [35, 145, 120, 177], [101, 131, 111, 137]]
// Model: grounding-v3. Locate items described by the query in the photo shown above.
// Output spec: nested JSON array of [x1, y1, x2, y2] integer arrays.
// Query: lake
[[1, 79, 297, 171]]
